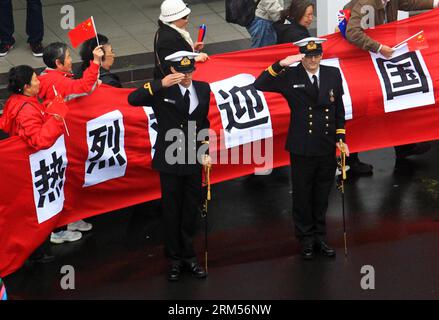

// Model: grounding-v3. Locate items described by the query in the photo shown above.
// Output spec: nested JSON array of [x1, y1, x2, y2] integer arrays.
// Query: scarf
[[164, 21, 194, 49]]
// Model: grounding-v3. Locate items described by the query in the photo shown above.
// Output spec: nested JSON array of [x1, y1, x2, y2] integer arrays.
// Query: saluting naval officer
[[128, 51, 211, 281], [254, 37, 350, 260]]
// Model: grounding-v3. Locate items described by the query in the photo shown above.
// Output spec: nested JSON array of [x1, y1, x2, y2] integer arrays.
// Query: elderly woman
[[274, 0, 314, 44], [154, 0, 208, 79], [79, 34, 122, 88], [0, 65, 64, 149]]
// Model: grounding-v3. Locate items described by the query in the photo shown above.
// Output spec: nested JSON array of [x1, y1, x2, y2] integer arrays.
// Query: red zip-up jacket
[[38, 61, 99, 101], [0, 94, 64, 150]]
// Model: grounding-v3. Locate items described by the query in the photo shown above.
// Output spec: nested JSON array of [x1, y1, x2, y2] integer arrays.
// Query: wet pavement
[[4, 141, 439, 299]]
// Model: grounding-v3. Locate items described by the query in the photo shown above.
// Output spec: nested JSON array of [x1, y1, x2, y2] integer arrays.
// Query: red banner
[[1, 9, 439, 277]]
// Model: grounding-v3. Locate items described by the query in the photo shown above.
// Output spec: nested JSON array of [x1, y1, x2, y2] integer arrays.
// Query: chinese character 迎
[[218, 84, 269, 132]]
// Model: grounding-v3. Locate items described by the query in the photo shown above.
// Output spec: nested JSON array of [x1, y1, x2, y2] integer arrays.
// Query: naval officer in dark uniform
[[128, 51, 211, 281], [254, 37, 350, 260]]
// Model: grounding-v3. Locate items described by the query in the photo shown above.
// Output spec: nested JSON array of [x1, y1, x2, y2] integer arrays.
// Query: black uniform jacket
[[154, 24, 194, 79], [128, 80, 210, 175], [254, 61, 346, 157], [274, 18, 311, 44]]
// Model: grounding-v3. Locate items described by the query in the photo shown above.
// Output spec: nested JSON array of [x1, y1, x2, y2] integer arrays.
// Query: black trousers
[[394, 143, 416, 157], [0, 0, 44, 45], [290, 153, 337, 245], [159, 171, 202, 263]]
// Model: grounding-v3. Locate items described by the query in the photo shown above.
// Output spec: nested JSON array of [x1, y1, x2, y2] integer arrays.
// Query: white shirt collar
[[178, 82, 194, 96], [305, 68, 320, 85], [382, 0, 390, 6], [178, 82, 199, 114]]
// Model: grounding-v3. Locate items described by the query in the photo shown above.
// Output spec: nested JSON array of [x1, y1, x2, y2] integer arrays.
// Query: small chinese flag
[[406, 31, 429, 51], [68, 17, 97, 48], [45, 95, 69, 118]]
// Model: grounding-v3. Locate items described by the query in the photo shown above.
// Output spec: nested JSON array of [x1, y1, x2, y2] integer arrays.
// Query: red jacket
[[0, 94, 64, 150], [38, 61, 99, 101]]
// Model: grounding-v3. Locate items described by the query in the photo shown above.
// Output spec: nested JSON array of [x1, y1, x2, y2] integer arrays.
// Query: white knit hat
[[159, 0, 191, 22]]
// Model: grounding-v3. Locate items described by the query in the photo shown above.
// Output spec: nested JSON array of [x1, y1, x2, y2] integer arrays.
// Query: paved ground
[[0, 0, 307, 74], [4, 142, 439, 299]]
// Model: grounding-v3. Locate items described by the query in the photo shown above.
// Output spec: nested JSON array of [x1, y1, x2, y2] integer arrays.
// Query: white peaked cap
[[293, 37, 327, 47], [165, 51, 199, 61]]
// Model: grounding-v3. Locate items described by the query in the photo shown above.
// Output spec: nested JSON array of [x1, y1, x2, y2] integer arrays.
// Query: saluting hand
[[93, 45, 105, 64], [279, 54, 306, 67], [161, 73, 186, 88]]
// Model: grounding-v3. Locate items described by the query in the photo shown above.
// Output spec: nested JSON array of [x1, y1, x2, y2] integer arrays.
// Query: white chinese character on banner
[[143, 106, 158, 159], [211, 74, 273, 149], [371, 44, 435, 113], [30, 135, 67, 224], [84, 110, 127, 187]]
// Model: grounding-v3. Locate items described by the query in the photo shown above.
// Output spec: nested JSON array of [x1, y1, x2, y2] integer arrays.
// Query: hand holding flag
[[45, 86, 70, 135]]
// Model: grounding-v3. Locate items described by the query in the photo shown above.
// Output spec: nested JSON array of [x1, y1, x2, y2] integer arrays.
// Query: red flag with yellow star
[[68, 17, 97, 48], [406, 30, 429, 51], [394, 30, 429, 51]]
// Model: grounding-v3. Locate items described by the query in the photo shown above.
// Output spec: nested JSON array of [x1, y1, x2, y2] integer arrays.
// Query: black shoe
[[348, 159, 373, 175], [26, 253, 55, 266], [396, 142, 431, 159], [185, 261, 207, 279], [168, 262, 182, 281], [0, 43, 13, 57], [315, 241, 336, 257], [301, 244, 314, 260], [30, 42, 43, 57]]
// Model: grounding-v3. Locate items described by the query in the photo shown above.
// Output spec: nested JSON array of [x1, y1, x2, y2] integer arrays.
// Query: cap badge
[[181, 57, 191, 66], [307, 41, 317, 50]]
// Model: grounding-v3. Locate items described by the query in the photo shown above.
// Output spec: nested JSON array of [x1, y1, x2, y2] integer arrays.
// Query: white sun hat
[[159, 0, 191, 23]]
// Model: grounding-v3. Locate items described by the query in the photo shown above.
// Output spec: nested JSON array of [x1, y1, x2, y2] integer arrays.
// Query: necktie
[[183, 89, 190, 114], [312, 75, 319, 95]]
